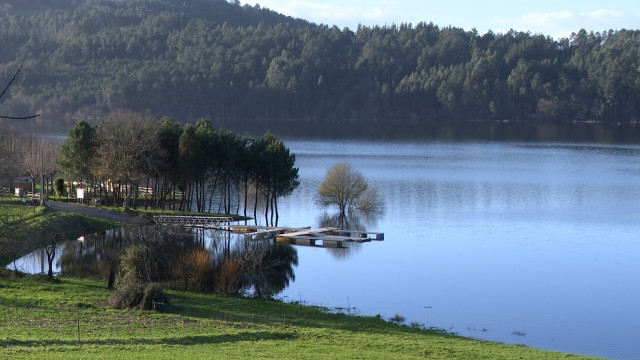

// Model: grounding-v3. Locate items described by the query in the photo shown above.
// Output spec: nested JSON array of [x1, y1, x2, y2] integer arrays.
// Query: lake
[[10, 140, 640, 359], [276, 140, 640, 360]]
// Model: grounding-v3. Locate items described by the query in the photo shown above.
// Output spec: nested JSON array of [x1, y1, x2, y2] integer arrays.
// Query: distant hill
[[1, 0, 639, 138]]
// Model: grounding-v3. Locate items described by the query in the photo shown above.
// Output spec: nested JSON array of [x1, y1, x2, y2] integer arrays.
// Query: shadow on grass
[[0, 331, 296, 348], [161, 292, 453, 339]]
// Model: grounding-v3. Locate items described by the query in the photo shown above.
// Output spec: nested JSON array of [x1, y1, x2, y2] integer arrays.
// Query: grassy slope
[[0, 275, 599, 360], [0, 195, 125, 267]]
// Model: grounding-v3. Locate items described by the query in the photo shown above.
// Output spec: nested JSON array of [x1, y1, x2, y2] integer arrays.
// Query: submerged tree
[[316, 162, 383, 225]]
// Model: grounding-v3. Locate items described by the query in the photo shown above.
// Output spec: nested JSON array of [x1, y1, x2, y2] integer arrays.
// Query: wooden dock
[[230, 225, 384, 248], [153, 218, 384, 249]]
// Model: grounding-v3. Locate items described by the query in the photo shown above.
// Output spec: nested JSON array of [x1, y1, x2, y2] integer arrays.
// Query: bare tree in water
[[316, 162, 384, 227]]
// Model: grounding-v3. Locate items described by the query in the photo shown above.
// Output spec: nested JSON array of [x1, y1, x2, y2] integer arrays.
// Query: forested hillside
[[1, 0, 639, 136]]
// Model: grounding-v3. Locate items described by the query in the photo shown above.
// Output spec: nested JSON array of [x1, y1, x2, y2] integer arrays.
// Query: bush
[[117, 244, 147, 286], [108, 281, 169, 311], [108, 280, 145, 309], [140, 282, 169, 310], [54, 178, 65, 199], [214, 257, 245, 295], [111, 241, 170, 311], [180, 248, 214, 291]]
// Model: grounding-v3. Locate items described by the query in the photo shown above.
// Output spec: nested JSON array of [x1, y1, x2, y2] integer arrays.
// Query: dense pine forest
[[1, 0, 639, 138]]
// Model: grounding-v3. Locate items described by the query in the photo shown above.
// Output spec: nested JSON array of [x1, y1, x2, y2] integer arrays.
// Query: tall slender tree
[[57, 120, 96, 193]]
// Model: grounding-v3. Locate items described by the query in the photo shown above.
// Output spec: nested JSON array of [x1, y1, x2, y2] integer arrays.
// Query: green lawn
[[0, 274, 599, 360]]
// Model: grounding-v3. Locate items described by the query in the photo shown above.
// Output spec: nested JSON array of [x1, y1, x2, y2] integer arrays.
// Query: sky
[[247, 0, 640, 39]]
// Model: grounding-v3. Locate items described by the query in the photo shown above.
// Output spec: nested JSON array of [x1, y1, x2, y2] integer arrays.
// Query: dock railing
[[153, 215, 234, 229]]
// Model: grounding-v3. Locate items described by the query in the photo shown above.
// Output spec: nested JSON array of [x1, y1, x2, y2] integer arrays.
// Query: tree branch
[[0, 64, 22, 101], [0, 114, 40, 120], [0, 64, 40, 120]]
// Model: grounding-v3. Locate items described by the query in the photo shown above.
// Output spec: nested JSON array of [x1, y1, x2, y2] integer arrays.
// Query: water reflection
[[58, 229, 129, 284], [14, 227, 298, 299], [317, 212, 382, 260]]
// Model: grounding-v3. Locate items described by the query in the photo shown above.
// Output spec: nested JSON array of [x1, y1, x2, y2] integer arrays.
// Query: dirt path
[[47, 201, 145, 224]]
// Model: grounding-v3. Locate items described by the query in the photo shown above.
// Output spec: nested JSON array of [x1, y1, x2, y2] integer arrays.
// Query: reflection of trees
[[237, 241, 298, 298], [58, 228, 130, 286], [317, 212, 381, 260], [58, 226, 199, 287], [205, 231, 299, 298], [52, 226, 299, 299]]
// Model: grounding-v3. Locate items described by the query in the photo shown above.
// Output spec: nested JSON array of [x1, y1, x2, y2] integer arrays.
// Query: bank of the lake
[[0, 273, 599, 360], [0, 196, 127, 268]]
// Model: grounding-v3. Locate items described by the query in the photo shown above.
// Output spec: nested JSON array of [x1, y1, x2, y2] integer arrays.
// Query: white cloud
[[363, 7, 385, 21], [251, 2, 640, 37], [491, 9, 639, 39], [248, 0, 390, 28], [580, 9, 625, 20]]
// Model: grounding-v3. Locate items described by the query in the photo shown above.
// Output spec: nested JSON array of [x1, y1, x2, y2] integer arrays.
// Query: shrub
[[179, 248, 214, 292], [389, 314, 406, 324], [140, 282, 169, 310], [117, 244, 147, 285], [108, 280, 145, 309], [54, 178, 65, 199], [111, 237, 173, 310], [214, 257, 246, 295]]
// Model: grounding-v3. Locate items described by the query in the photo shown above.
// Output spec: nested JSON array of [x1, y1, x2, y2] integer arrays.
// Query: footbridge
[[153, 215, 234, 229]]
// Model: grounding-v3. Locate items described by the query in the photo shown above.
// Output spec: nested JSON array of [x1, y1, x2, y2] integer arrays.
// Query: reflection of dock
[[231, 225, 384, 248]]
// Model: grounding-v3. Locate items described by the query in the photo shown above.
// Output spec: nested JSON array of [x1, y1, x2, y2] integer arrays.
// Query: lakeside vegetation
[[0, 0, 639, 136], [0, 191, 602, 359], [0, 273, 599, 359], [0, 169, 603, 360], [55, 115, 299, 224]]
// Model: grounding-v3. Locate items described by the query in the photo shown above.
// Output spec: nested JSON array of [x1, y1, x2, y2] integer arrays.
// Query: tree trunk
[[269, 190, 274, 226], [124, 183, 132, 211], [274, 193, 279, 227], [264, 185, 270, 225], [45, 244, 55, 280], [107, 260, 116, 289], [227, 178, 232, 214], [253, 183, 259, 225], [243, 175, 249, 217]]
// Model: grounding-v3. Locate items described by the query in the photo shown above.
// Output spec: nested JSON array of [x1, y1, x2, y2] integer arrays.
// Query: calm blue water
[[11, 140, 640, 359], [271, 140, 640, 360]]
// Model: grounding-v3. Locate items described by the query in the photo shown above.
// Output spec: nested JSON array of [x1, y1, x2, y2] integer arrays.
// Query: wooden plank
[[292, 238, 316, 246], [326, 229, 384, 240], [321, 239, 347, 248], [276, 227, 339, 239], [241, 226, 312, 239]]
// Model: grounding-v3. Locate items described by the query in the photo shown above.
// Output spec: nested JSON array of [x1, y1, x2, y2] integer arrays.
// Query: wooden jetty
[[153, 218, 384, 249], [153, 215, 234, 229], [230, 225, 384, 249]]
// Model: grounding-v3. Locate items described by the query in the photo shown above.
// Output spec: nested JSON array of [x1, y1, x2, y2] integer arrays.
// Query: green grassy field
[[0, 273, 599, 360]]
